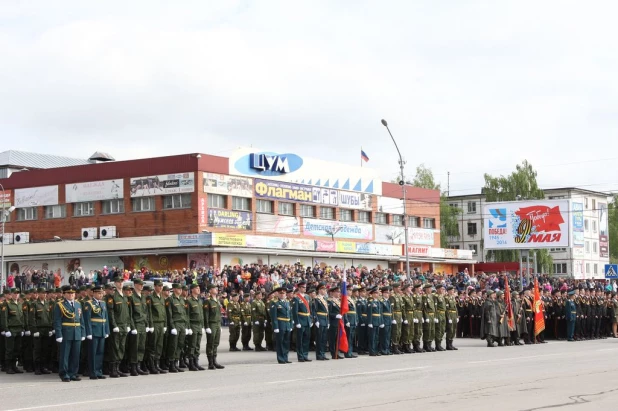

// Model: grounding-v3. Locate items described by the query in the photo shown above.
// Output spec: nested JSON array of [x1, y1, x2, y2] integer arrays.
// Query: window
[[592, 220, 597, 233], [585, 241, 590, 252], [375, 212, 387, 225], [278, 202, 294, 216], [17, 207, 37, 221], [548, 196, 566, 199], [73, 202, 94, 217], [340, 209, 353, 222], [584, 219, 589, 231], [300, 204, 315, 218], [408, 216, 420, 228], [467, 222, 477, 235], [451, 245, 460, 249], [592, 199, 596, 210], [132, 197, 155, 212], [467, 201, 476, 214], [468, 244, 478, 253], [208, 194, 225, 209], [585, 198, 589, 209], [358, 211, 370, 223], [232, 196, 250, 211], [550, 248, 567, 252], [593, 242, 597, 253], [45, 205, 66, 219], [423, 218, 435, 229], [163, 194, 191, 209], [320, 206, 335, 220], [102, 199, 124, 214], [586, 263, 590, 274], [554, 263, 568, 274], [256, 200, 273, 214], [391, 214, 403, 226], [594, 264, 598, 275], [449, 203, 458, 208]]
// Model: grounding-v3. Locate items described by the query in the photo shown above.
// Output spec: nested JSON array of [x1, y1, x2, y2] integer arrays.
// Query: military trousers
[[275, 329, 290, 363], [33, 328, 52, 364], [446, 316, 457, 340], [58, 339, 81, 380], [422, 315, 436, 342], [252, 322, 265, 347], [88, 336, 105, 377], [167, 328, 186, 360], [21, 335, 33, 365], [368, 325, 379, 354], [328, 321, 343, 357], [265, 321, 273, 348], [241, 323, 252, 347], [206, 323, 221, 357], [228, 324, 241, 349], [435, 314, 446, 342], [379, 325, 391, 354], [315, 324, 328, 359], [567, 320, 575, 340], [128, 330, 147, 363], [357, 324, 368, 352], [4, 332, 22, 364], [187, 325, 203, 358], [110, 329, 128, 362], [401, 320, 411, 345], [345, 325, 356, 356], [412, 316, 423, 343], [295, 325, 310, 360], [150, 323, 165, 360], [391, 314, 402, 345]]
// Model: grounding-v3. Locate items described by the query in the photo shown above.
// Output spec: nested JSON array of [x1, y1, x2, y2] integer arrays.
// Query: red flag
[[533, 278, 545, 336], [337, 274, 349, 354], [504, 281, 515, 331]]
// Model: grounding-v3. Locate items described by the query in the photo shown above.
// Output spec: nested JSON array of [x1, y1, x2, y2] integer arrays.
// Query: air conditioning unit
[[81, 227, 98, 240], [100, 226, 116, 239], [14, 232, 30, 244], [2, 233, 13, 245]]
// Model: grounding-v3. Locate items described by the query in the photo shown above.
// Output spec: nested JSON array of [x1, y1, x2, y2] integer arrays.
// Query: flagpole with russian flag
[[361, 148, 369, 167], [336, 271, 350, 359]]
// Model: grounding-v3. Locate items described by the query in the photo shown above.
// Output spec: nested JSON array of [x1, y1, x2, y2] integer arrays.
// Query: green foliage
[[609, 196, 618, 264]]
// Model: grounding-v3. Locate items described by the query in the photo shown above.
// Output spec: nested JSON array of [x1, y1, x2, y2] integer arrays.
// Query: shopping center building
[[0, 148, 475, 282]]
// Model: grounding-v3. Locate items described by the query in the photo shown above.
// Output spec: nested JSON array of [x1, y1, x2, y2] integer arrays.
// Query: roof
[[447, 186, 611, 201], [0, 150, 92, 170]]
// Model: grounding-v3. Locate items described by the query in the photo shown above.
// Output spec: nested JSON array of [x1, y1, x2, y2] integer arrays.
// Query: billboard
[[255, 214, 301, 235], [203, 173, 253, 198], [302, 218, 373, 240], [483, 200, 570, 249], [65, 179, 123, 203], [599, 202, 609, 258], [374, 225, 435, 246], [14, 185, 58, 207], [207, 209, 252, 230], [130, 173, 194, 197]]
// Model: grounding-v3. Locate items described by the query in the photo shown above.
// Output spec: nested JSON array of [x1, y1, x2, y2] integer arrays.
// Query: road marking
[[3, 389, 202, 411], [468, 353, 562, 364], [267, 366, 428, 384]]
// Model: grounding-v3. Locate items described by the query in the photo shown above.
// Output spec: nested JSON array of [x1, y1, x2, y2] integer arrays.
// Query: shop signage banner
[[302, 218, 373, 240], [208, 209, 252, 230], [203, 173, 253, 197], [212, 233, 247, 247], [130, 172, 194, 197], [255, 214, 301, 235], [254, 179, 313, 203], [14, 185, 58, 207], [65, 179, 123, 203]]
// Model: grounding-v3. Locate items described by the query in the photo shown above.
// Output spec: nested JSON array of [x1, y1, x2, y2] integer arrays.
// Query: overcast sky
[[1, 1, 617, 196]]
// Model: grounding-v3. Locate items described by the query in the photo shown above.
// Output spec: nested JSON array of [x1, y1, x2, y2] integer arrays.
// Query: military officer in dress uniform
[[83, 285, 110, 379], [203, 284, 224, 370], [2, 288, 25, 374], [566, 290, 577, 341], [186, 284, 205, 371], [421, 284, 437, 352], [21, 289, 34, 373], [53, 285, 86, 382], [400, 284, 414, 354], [0, 290, 9, 372], [270, 287, 292, 364], [165, 283, 186, 373], [107, 277, 131, 378], [379, 287, 393, 356], [356, 286, 368, 355], [30, 287, 53, 375], [367, 287, 382, 356], [344, 286, 358, 359], [291, 282, 312, 362], [312, 283, 329, 361], [250, 290, 267, 351]]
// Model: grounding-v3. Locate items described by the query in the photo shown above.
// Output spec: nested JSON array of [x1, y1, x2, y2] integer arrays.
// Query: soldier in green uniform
[[128, 279, 149, 376], [411, 284, 424, 353], [2, 288, 25, 374], [389, 283, 404, 354], [433, 284, 447, 351], [146, 281, 168, 374], [179, 285, 190, 369], [20, 289, 33, 372], [379, 287, 393, 355], [203, 284, 224, 370], [270, 287, 292, 364], [422, 283, 436, 352], [227, 293, 242, 351], [30, 288, 53, 374], [356, 286, 368, 355], [312, 283, 329, 360], [102, 283, 114, 375], [400, 284, 414, 354], [291, 282, 312, 362], [53, 285, 86, 382], [250, 290, 267, 351], [107, 276, 131, 378], [185, 284, 205, 371], [240, 293, 253, 351], [445, 286, 459, 350], [0, 290, 8, 372], [83, 285, 110, 379], [165, 283, 186, 373], [141, 285, 155, 371], [344, 285, 358, 359], [119, 284, 135, 375]]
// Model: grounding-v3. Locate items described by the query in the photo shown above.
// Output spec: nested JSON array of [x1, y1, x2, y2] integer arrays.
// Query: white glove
[[414, 318, 419, 324], [25, 331, 31, 336], [346, 322, 351, 327], [48, 331, 53, 337], [457, 318, 460, 323], [131, 329, 137, 335], [206, 328, 212, 334], [403, 320, 409, 325], [310, 322, 314, 327], [126, 327, 131, 332], [336, 314, 342, 319], [188, 329, 193, 336], [185, 328, 190, 335], [147, 328, 153, 333], [368, 324, 373, 328], [244, 322, 248, 326], [448, 320, 453, 324], [327, 324, 330, 329], [296, 324, 301, 329], [254, 321, 260, 325], [6, 331, 13, 338], [274, 329, 280, 333], [0, 331, 4, 336], [434, 318, 439, 323], [56, 337, 63, 343], [424, 319, 429, 323], [264, 321, 268, 326], [202, 328, 206, 334], [315, 322, 320, 329], [229, 322, 235, 325], [81, 337, 85, 341], [360, 323, 365, 327], [164, 327, 167, 332], [105, 334, 109, 338], [171, 328, 177, 335], [52, 330, 56, 335], [379, 324, 385, 328], [33, 332, 40, 338], [21, 331, 24, 337], [112, 327, 120, 333], [391, 320, 397, 325]]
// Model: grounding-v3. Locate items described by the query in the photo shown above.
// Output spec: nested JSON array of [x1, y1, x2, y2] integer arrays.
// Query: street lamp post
[[381, 119, 410, 279], [1, 183, 16, 292]]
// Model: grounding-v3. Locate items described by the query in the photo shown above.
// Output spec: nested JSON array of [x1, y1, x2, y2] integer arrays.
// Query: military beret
[[133, 279, 143, 285], [162, 285, 171, 291], [181, 285, 188, 291], [171, 283, 181, 289], [446, 285, 454, 291], [153, 280, 163, 286], [380, 286, 391, 292], [92, 286, 103, 292], [435, 284, 444, 289], [423, 283, 433, 289], [207, 284, 217, 290], [189, 284, 200, 290]]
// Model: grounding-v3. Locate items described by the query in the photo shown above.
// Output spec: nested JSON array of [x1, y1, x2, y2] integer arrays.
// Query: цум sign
[[235, 152, 303, 177]]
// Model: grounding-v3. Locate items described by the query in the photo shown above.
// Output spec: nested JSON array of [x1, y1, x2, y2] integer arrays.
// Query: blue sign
[[235, 152, 303, 176], [605, 264, 618, 279], [178, 233, 212, 247]]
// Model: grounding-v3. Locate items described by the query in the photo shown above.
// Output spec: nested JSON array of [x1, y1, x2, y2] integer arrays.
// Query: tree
[[400, 164, 461, 248], [609, 195, 618, 264], [483, 160, 553, 273]]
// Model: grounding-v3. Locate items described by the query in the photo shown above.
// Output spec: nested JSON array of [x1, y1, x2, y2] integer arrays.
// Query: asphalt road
[[2, 330, 618, 411]]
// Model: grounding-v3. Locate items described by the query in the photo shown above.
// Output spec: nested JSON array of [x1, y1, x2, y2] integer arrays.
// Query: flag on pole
[[361, 149, 369, 163], [338, 272, 349, 353], [533, 277, 545, 336], [504, 281, 515, 331]]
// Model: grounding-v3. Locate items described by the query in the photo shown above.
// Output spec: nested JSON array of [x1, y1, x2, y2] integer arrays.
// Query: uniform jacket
[[53, 299, 85, 341], [292, 293, 312, 327], [270, 298, 292, 332], [84, 298, 110, 338]]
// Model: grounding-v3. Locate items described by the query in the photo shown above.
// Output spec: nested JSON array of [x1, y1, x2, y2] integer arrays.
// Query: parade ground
[[1, 329, 618, 411]]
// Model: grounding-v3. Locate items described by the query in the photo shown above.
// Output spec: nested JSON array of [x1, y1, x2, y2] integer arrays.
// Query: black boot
[[109, 362, 119, 378], [6, 361, 15, 374], [117, 362, 129, 377], [34, 361, 42, 375], [213, 356, 224, 369], [435, 340, 446, 351], [156, 358, 168, 374], [137, 362, 149, 375], [486, 336, 495, 347], [446, 340, 453, 351], [168, 360, 178, 373], [176, 360, 185, 372], [102, 362, 110, 375], [12, 363, 23, 374], [188, 357, 199, 371], [195, 356, 206, 371], [149, 357, 160, 374], [450, 340, 458, 350], [207, 356, 215, 370], [178, 357, 187, 369]]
